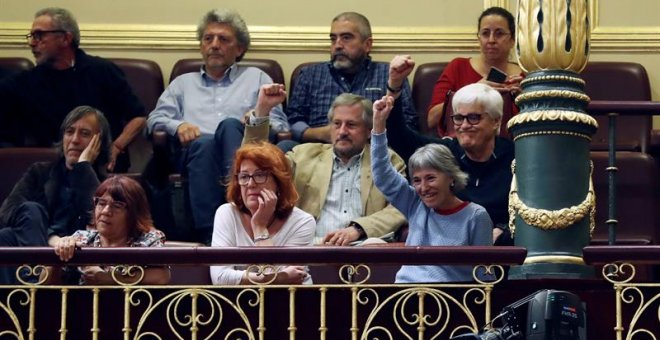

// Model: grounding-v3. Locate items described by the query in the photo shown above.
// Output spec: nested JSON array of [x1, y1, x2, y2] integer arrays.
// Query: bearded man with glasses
[[0, 7, 145, 173], [282, 11, 418, 153]]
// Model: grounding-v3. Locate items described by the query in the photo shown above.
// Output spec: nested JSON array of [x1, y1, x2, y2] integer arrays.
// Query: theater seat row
[[2, 56, 656, 153], [1, 57, 657, 247]]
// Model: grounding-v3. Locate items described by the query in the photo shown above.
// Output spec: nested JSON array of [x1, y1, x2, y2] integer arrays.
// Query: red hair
[[226, 141, 298, 219], [94, 175, 153, 237]]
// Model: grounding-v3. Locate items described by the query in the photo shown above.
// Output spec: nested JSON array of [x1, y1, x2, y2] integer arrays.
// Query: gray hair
[[35, 7, 80, 48], [452, 83, 503, 134], [197, 9, 250, 61], [408, 144, 468, 192], [332, 12, 372, 40], [327, 93, 373, 129], [56, 106, 112, 168]]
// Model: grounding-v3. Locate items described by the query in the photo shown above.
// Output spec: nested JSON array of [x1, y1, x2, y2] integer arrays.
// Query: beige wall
[[1, 0, 659, 126]]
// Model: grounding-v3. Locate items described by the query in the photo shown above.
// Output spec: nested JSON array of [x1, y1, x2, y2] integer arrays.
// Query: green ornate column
[[507, 0, 598, 279]]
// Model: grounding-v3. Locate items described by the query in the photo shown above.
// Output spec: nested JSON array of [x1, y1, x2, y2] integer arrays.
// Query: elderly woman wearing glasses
[[385, 55, 515, 247], [210, 141, 315, 285], [371, 95, 493, 283], [426, 6, 523, 135], [50, 176, 170, 285]]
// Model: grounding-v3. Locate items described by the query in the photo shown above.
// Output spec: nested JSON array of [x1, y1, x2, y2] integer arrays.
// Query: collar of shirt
[[333, 148, 365, 169], [200, 62, 239, 85]]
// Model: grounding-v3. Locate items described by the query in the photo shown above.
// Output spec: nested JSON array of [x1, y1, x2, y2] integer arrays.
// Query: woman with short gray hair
[[371, 96, 493, 283]]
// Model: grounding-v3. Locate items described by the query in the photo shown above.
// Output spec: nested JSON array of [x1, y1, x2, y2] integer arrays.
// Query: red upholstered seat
[[108, 58, 165, 173], [170, 58, 286, 112], [0, 148, 58, 203], [412, 62, 447, 135], [0, 57, 34, 75], [289, 61, 319, 95], [171, 58, 284, 84], [582, 62, 652, 152], [590, 151, 657, 245], [109, 58, 164, 114]]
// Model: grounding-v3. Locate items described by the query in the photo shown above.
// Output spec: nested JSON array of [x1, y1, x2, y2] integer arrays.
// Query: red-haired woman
[[51, 175, 170, 285], [210, 141, 315, 285]]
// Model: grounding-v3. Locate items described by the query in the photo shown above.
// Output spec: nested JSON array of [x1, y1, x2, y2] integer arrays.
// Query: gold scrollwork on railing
[[359, 287, 485, 339], [602, 263, 660, 340], [508, 160, 596, 236], [473, 265, 506, 285], [353, 264, 505, 339], [507, 110, 599, 130], [15, 265, 48, 286], [131, 288, 259, 339], [111, 265, 146, 286], [244, 264, 280, 285], [0, 289, 30, 339], [602, 263, 637, 284], [339, 264, 371, 284]]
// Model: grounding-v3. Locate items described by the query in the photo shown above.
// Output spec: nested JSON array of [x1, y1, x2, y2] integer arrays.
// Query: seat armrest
[[276, 131, 292, 142], [152, 129, 169, 148]]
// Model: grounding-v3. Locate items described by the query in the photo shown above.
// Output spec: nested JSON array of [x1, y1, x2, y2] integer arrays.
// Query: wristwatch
[[386, 83, 402, 93], [253, 231, 270, 242], [348, 222, 366, 240]]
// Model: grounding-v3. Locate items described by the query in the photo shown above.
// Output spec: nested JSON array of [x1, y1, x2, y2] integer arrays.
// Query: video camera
[[450, 290, 586, 340]]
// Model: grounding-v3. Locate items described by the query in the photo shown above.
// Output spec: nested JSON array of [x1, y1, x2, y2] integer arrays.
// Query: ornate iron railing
[[585, 246, 660, 340], [0, 246, 524, 339]]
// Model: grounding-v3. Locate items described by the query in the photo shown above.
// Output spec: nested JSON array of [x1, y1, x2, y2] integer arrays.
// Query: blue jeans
[[177, 118, 244, 233]]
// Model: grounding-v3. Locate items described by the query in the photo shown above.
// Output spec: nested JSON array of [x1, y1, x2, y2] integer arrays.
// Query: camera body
[[450, 290, 586, 340], [526, 290, 586, 340]]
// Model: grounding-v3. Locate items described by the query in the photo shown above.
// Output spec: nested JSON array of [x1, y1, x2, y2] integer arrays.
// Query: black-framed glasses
[[93, 197, 127, 212], [25, 30, 66, 42], [478, 29, 510, 40], [451, 113, 483, 125], [237, 171, 270, 186]]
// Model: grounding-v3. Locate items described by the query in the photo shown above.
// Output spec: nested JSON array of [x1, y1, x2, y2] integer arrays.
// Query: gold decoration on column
[[516, 0, 591, 72]]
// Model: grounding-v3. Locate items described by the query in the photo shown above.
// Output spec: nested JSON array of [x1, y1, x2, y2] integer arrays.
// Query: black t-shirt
[[0, 49, 144, 147]]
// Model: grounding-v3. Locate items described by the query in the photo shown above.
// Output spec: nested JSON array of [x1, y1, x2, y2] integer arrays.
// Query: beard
[[331, 51, 366, 72]]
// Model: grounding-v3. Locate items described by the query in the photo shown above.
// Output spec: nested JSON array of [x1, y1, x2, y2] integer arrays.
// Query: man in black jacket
[[0, 106, 111, 284], [0, 7, 145, 172]]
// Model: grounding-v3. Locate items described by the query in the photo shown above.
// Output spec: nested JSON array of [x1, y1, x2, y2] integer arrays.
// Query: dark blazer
[[0, 159, 101, 237]]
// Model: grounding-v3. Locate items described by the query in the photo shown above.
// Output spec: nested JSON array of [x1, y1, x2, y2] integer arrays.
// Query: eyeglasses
[[94, 197, 127, 212], [451, 113, 483, 125], [478, 29, 511, 40], [25, 30, 66, 42], [237, 171, 270, 186]]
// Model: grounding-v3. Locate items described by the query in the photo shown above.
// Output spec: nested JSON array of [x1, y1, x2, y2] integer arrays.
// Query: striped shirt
[[314, 152, 364, 244]]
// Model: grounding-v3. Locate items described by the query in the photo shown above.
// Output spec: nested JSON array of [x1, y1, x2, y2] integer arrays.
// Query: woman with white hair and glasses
[[385, 56, 515, 247], [371, 95, 493, 283]]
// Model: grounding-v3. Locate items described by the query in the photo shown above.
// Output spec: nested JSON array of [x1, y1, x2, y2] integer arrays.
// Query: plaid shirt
[[287, 59, 418, 141]]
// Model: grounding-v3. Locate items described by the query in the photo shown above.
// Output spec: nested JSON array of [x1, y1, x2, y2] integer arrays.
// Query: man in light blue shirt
[[147, 9, 288, 242]]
